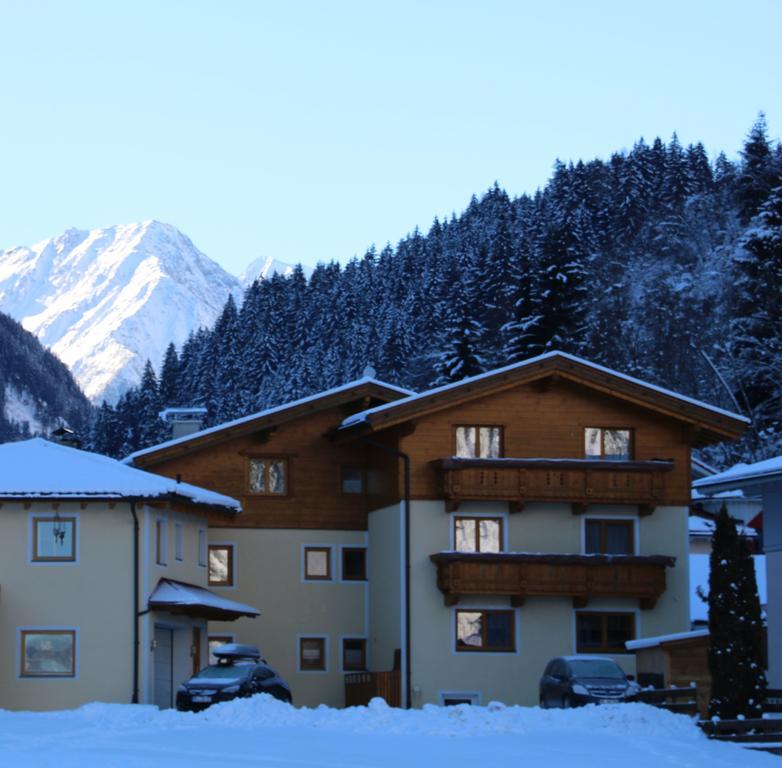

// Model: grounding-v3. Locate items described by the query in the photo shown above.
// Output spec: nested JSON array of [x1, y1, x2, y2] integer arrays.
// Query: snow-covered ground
[[0, 697, 770, 768]]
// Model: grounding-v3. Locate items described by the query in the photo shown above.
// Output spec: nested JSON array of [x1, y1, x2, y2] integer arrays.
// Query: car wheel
[[562, 695, 572, 709]]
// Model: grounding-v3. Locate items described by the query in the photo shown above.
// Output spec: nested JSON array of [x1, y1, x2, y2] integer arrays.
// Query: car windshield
[[568, 660, 625, 679], [194, 662, 253, 680]]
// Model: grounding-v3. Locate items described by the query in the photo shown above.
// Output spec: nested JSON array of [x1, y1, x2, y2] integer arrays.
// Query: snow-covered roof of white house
[[337, 351, 749, 442], [626, 628, 709, 651], [688, 514, 757, 537], [693, 454, 782, 493], [0, 438, 240, 510], [126, 375, 415, 465], [148, 578, 259, 620]]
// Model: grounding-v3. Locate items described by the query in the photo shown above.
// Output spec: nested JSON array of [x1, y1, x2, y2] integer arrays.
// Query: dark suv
[[176, 643, 292, 711], [539, 655, 639, 708]]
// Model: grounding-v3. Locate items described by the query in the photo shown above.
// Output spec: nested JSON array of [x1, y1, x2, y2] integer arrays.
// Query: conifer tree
[[708, 506, 766, 718]]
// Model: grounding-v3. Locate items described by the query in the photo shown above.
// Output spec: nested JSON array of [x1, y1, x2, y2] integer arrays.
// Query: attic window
[[248, 458, 287, 495], [584, 428, 632, 460], [455, 426, 503, 458]]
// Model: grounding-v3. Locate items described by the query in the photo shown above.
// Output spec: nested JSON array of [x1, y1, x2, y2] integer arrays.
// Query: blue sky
[[0, 0, 780, 275]]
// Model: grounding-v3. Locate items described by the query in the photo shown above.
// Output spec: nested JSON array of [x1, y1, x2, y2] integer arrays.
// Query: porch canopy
[[148, 578, 260, 621]]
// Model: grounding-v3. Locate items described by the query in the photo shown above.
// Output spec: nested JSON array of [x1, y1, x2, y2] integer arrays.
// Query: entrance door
[[154, 627, 174, 709]]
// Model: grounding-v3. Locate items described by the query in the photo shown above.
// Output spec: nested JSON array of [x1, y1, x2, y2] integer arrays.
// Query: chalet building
[[0, 439, 258, 711], [127, 351, 748, 709]]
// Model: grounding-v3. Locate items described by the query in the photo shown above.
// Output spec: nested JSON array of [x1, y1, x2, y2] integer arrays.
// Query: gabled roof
[[337, 351, 748, 444], [126, 376, 415, 467], [693, 454, 782, 493], [0, 438, 240, 511]]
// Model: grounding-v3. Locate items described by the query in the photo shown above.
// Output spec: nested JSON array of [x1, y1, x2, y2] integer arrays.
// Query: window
[[584, 428, 632, 460], [32, 516, 76, 562], [299, 637, 326, 671], [455, 426, 503, 458], [585, 519, 634, 555], [341, 468, 364, 495], [156, 519, 168, 566], [454, 517, 503, 553], [456, 610, 515, 652], [175, 523, 184, 561], [341, 547, 367, 581], [208, 544, 234, 586], [198, 529, 207, 567], [208, 635, 234, 665], [441, 692, 481, 706], [248, 458, 288, 494], [304, 547, 332, 580], [20, 630, 75, 677], [576, 612, 635, 653], [342, 638, 366, 671]]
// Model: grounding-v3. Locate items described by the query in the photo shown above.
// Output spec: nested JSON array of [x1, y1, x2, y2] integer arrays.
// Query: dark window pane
[[584, 521, 602, 554], [342, 548, 366, 580], [486, 612, 513, 649], [343, 639, 366, 670], [606, 614, 634, 649], [577, 615, 603, 650], [605, 522, 633, 554]]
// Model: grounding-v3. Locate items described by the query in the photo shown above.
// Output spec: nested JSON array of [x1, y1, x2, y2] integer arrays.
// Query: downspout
[[360, 437, 411, 709], [130, 499, 140, 704]]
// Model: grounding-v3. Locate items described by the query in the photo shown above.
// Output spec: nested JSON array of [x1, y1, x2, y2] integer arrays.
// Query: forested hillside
[[0, 312, 92, 441], [91, 117, 782, 467]]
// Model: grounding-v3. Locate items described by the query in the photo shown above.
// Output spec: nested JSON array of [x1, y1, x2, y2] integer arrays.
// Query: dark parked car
[[176, 643, 292, 711], [539, 655, 639, 708]]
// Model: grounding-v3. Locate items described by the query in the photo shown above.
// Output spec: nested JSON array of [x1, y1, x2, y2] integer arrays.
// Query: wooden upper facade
[[128, 353, 749, 530]]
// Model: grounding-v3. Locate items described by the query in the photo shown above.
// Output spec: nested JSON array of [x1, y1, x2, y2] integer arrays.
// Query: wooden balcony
[[437, 457, 675, 513], [429, 551, 674, 609], [345, 670, 401, 708]]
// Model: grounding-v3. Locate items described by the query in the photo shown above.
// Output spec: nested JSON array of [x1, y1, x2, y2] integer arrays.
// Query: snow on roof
[[0, 438, 240, 510], [626, 628, 709, 651], [148, 579, 259, 618], [339, 350, 749, 429], [689, 552, 767, 623], [125, 375, 415, 463], [688, 515, 757, 537], [693, 454, 782, 492]]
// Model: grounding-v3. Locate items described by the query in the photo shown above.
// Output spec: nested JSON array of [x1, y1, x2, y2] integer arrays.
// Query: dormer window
[[584, 428, 632, 461], [455, 426, 503, 458]]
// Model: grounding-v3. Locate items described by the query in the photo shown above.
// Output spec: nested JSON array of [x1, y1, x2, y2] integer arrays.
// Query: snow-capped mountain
[[238, 254, 311, 288], [0, 221, 242, 404]]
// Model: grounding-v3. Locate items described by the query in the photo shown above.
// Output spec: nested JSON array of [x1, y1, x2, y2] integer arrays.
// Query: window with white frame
[[32, 516, 76, 562], [198, 529, 207, 567], [20, 630, 76, 677], [156, 519, 168, 566], [175, 523, 184, 561]]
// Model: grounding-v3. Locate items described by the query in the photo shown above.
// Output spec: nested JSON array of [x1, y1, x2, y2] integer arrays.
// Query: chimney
[[159, 407, 207, 439]]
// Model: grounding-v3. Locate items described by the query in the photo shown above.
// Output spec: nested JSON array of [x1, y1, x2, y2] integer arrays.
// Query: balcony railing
[[437, 457, 675, 513], [429, 551, 674, 609]]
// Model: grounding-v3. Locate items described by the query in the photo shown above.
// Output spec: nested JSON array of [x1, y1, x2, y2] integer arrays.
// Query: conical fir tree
[[707, 505, 766, 718]]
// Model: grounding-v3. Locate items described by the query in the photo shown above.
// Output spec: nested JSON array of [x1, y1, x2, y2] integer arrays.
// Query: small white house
[[0, 438, 259, 710]]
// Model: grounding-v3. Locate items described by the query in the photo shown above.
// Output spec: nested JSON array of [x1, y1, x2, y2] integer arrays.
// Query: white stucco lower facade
[[400, 500, 690, 707], [206, 527, 369, 707]]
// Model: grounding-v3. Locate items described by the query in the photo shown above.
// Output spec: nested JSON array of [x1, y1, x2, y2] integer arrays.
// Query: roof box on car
[[213, 643, 261, 660]]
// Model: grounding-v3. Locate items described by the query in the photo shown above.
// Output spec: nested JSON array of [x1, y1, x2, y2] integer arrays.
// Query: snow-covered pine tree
[[707, 505, 767, 719]]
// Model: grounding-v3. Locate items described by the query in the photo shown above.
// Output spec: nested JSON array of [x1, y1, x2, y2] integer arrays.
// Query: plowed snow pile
[[0, 696, 770, 767]]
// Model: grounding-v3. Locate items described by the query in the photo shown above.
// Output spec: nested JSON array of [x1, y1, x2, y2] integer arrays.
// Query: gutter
[[360, 436, 412, 710], [130, 499, 140, 704]]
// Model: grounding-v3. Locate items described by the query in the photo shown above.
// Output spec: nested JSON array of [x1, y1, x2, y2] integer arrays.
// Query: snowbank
[[0, 696, 766, 768]]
